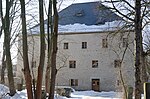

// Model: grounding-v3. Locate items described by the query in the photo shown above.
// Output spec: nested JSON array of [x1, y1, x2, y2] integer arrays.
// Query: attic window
[[75, 10, 84, 17]]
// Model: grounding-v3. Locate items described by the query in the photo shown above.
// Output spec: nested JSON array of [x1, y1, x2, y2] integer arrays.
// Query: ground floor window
[[92, 79, 100, 91], [70, 79, 78, 86]]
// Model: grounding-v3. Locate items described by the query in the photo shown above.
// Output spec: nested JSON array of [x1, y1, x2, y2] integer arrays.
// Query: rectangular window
[[69, 61, 76, 68], [82, 42, 87, 49], [31, 61, 36, 68], [13, 72, 16, 77], [64, 43, 68, 49], [13, 65, 17, 71], [117, 80, 121, 86], [102, 38, 108, 48], [70, 79, 78, 86], [4, 70, 7, 77], [92, 60, 98, 68], [123, 38, 128, 47], [114, 60, 121, 68]]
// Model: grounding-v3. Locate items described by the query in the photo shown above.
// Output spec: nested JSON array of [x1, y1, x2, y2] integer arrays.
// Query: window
[[4, 70, 7, 76], [102, 38, 108, 48], [75, 10, 84, 17], [70, 79, 78, 86], [123, 38, 128, 47], [13, 72, 16, 77], [82, 42, 87, 49], [31, 61, 36, 68], [64, 43, 68, 49], [69, 61, 76, 68], [114, 60, 121, 68], [13, 65, 17, 71], [117, 80, 121, 86], [92, 60, 98, 68]]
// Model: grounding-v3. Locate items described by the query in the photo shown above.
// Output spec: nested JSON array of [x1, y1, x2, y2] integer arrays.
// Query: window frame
[[82, 42, 87, 49], [70, 79, 78, 86], [31, 61, 36, 68], [117, 80, 121, 86], [92, 60, 98, 68], [102, 38, 108, 48], [64, 42, 69, 49], [69, 60, 76, 68], [123, 38, 128, 47], [114, 60, 121, 68], [13, 65, 17, 71], [13, 72, 16, 77]]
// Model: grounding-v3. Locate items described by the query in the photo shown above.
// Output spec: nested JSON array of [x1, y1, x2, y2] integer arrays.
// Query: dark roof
[[30, 2, 123, 33], [57, 2, 122, 25]]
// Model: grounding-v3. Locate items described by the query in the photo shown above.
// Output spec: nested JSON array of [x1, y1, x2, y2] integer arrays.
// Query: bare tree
[[35, 0, 46, 98], [45, 0, 52, 93], [0, 0, 5, 84], [0, 0, 3, 38], [20, 0, 34, 98], [3, 0, 16, 96], [134, 0, 143, 98], [48, 0, 59, 99], [103, 0, 150, 98], [1, 0, 22, 92], [1, 46, 6, 84], [108, 30, 134, 98]]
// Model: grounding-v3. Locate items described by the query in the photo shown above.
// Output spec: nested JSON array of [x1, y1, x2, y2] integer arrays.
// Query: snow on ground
[[68, 91, 123, 99], [0, 84, 144, 99]]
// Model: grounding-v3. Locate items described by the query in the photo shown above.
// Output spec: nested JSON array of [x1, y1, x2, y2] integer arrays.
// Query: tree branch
[[111, 0, 134, 22]]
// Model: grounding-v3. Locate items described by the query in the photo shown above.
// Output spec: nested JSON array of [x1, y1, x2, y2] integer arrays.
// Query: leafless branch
[[110, 0, 134, 22]]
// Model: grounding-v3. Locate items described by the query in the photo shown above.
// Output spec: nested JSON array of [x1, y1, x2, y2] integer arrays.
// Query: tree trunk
[[20, 0, 33, 99], [0, 0, 3, 38], [135, 0, 142, 98], [36, 0, 45, 98], [1, 47, 6, 84], [141, 52, 148, 92], [4, 0, 16, 96], [0, 0, 5, 84], [45, 0, 52, 93], [49, 0, 58, 99]]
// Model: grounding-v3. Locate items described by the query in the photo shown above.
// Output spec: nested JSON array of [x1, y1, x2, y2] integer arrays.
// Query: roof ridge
[[72, 1, 101, 5]]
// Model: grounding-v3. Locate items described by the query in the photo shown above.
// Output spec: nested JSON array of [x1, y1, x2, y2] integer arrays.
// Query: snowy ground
[[58, 91, 123, 99], [0, 84, 144, 99]]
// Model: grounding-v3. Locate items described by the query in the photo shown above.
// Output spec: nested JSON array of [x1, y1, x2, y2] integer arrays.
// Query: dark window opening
[[82, 42, 87, 49], [69, 61, 76, 68]]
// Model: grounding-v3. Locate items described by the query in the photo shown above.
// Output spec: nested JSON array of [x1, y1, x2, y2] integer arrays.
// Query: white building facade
[[17, 29, 135, 91], [17, 2, 135, 91], [56, 31, 135, 91]]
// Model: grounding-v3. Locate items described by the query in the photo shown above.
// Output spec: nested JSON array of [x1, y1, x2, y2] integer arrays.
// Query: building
[[17, 2, 135, 91]]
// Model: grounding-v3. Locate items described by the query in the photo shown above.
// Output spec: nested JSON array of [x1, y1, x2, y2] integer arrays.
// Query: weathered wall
[[17, 31, 135, 91]]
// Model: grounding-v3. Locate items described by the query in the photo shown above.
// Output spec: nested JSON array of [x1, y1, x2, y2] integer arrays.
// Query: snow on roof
[[29, 2, 125, 35], [29, 20, 124, 34], [59, 20, 124, 33]]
